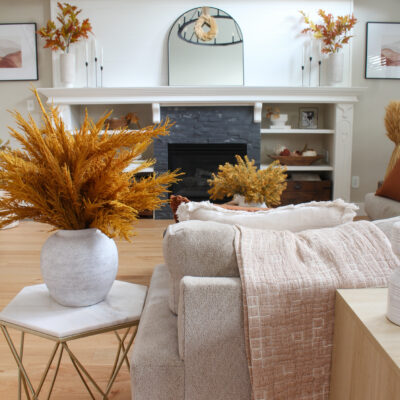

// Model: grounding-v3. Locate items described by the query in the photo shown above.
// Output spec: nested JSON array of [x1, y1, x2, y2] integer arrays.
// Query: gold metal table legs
[[0, 322, 138, 399]]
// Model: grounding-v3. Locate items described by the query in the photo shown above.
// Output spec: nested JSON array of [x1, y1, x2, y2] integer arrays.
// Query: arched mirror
[[168, 6, 244, 86]]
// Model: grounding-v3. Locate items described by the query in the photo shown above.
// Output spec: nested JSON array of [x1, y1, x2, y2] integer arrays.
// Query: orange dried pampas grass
[[208, 155, 287, 206], [0, 89, 182, 239], [384, 101, 400, 178]]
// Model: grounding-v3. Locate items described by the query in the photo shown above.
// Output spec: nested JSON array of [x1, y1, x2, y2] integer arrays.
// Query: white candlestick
[[85, 42, 89, 63], [100, 47, 104, 66], [302, 43, 306, 65], [92, 39, 98, 60]]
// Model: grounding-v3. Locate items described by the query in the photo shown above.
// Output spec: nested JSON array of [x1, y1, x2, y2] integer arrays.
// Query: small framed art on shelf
[[299, 107, 318, 129], [366, 22, 400, 79], [0, 23, 38, 81]]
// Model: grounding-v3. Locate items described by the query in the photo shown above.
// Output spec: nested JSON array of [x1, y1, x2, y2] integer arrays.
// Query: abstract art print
[[366, 22, 400, 79], [0, 23, 38, 81]]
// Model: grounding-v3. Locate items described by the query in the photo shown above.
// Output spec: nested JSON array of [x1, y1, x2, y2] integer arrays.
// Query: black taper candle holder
[[100, 66, 103, 88], [309, 56, 313, 87], [318, 60, 322, 87], [94, 57, 98, 88], [85, 61, 89, 87], [301, 65, 305, 87]]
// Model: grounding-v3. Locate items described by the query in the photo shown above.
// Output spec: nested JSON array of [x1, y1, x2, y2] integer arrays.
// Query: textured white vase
[[233, 194, 266, 208], [326, 52, 344, 85], [40, 228, 118, 307], [59, 53, 76, 88], [270, 114, 288, 128]]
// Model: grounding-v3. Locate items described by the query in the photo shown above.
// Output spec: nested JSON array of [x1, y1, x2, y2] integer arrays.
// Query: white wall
[[50, 0, 353, 87], [351, 0, 400, 202], [0, 0, 52, 148]]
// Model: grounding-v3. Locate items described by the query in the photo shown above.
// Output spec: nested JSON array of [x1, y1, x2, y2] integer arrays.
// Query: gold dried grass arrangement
[[208, 155, 287, 206], [384, 101, 400, 178], [0, 89, 182, 239]]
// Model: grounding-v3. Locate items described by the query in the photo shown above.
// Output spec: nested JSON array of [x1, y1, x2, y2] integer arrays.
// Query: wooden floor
[[0, 219, 172, 399]]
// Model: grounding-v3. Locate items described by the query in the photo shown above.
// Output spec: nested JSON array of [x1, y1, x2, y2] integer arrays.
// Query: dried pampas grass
[[0, 89, 182, 240]]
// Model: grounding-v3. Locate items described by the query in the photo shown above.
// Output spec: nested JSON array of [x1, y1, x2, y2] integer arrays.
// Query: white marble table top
[[0, 281, 147, 339]]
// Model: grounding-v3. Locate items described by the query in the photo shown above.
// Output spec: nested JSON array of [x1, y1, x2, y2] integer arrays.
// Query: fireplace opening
[[168, 143, 247, 201]]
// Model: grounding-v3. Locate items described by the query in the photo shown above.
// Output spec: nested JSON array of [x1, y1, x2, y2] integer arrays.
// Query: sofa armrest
[[178, 276, 251, 400], [163, 220, 239, 314]]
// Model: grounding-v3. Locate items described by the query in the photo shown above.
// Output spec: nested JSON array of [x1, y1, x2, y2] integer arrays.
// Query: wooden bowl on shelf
[[269, 154, 324, 166]]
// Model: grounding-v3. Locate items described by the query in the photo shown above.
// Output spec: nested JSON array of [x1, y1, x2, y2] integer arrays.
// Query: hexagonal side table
[[0, 281, 147, 400]]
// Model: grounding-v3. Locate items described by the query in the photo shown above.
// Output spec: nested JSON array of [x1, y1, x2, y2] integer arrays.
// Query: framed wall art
[[366, 22, 400, 79], [0, 23, 38, 81], [299, 107, 318, 129]]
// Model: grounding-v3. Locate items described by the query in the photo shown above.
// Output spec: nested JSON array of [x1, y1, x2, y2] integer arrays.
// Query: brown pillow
[[376, 157, 400, 201], [170, 195, 269, 222]]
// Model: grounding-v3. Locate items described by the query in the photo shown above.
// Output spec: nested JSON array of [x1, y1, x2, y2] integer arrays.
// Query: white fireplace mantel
[[38, 86, 365, 124]]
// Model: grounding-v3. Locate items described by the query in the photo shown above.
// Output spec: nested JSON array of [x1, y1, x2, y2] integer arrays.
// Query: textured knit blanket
[[234, 221, 399, 400]]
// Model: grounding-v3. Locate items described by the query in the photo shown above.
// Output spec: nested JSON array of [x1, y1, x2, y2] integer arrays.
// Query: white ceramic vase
[[59, 53, 76, 88], [40, 228, 118, 307], [270, 114, 288, 128], [326, 52, 344, 85], [233, 194, 266, 208]]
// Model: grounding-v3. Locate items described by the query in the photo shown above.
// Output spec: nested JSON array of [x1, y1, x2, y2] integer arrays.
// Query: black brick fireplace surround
[[154, 106, 261, 219]]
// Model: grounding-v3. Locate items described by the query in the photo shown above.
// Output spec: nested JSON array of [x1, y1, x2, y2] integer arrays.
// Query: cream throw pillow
[[176, 199, 358, 232]]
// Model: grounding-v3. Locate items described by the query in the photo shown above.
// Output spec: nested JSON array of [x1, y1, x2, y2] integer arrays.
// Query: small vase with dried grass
[[384, 101, 400, 179], [0, 89, 182, 306]]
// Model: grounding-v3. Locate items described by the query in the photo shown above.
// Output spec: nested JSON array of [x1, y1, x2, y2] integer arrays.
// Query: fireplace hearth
[[168, 143, 247, 201]]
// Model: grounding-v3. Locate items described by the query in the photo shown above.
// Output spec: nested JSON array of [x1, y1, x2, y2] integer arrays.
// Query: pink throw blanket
[[234, 221, 399, 400]]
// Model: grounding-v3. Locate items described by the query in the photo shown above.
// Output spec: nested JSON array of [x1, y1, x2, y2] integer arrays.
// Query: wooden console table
[[330, 288, 400, 400]]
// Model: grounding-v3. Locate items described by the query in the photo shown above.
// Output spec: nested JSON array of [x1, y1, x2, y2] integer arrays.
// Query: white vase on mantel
[[233, 194, 266, 208], [326, 52, 344, 85], [59, 52, 76, 88]]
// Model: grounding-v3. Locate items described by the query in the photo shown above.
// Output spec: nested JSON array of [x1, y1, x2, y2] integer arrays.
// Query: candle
[[302, 43, 306, 66], [92, 39, 98, 60], [318, 41, 322, 59], [100, 47, 104, 66], [85, 41, 89, 63]]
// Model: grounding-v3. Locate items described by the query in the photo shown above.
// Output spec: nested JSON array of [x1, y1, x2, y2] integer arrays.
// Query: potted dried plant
[[300, 9, 357, 83], [208, 155, 287, 207], [38, 2, 92, 87], [266, 107, 288, 128], [0, 90, 181, 307]]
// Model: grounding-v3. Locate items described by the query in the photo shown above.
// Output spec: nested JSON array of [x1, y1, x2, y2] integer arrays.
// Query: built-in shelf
[[260, 128, 335, 135], [260, 164, 334, 172], [99, 129, 139, 134], [124, 160, 154, 173]]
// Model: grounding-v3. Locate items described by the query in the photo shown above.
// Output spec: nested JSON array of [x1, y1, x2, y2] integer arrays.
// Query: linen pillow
[[176, 199, 357, 232], [376, 157, 400, 202], [170, 194, 268, 222]]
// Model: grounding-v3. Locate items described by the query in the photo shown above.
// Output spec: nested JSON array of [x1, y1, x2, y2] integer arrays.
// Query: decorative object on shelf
[[366, 22, 400, 79], [299, 107, 318, 129], [168, 7, 243, 85], [300, 9, 357, 85], [38, 2, 93, 88], [270, 144, 323, 166], [270, 154, 323, 166], [384, 101, 400, 178], [105, 112, 141, 130], [0, 89, 182, 306], [194, 7, 218, 42], [208, 155, 287, 207], [0, 23, 38, 81], [266, 107, 290, 129]]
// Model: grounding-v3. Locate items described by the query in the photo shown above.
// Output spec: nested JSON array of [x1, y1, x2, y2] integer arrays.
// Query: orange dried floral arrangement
[[38, 2, 92, 53], [208, 155, 287, 206], [0, 89, 182, 240], [300, 9, 357, 54]]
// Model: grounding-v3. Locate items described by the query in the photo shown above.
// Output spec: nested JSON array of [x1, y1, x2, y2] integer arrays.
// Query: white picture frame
[[299, 107, 318, 129]]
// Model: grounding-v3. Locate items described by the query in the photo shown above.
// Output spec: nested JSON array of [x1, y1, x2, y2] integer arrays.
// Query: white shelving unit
[[261, 128, 335, 135], [37, 86, 365, 202], [260, 164, 333, 172]]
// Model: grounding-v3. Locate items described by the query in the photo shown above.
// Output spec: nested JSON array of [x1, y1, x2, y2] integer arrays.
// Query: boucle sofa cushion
[[176, 199, 357, 231], [365, 192, 400, 220], [163, 220, 238, 314]]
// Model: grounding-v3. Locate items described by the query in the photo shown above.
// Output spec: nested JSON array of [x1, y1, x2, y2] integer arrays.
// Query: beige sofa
[[365, 192, 400, 220], [131, 217, 400, 400]]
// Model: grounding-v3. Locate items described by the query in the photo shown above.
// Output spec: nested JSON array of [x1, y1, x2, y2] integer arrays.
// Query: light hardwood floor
[[0, 219, 172, 399]]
